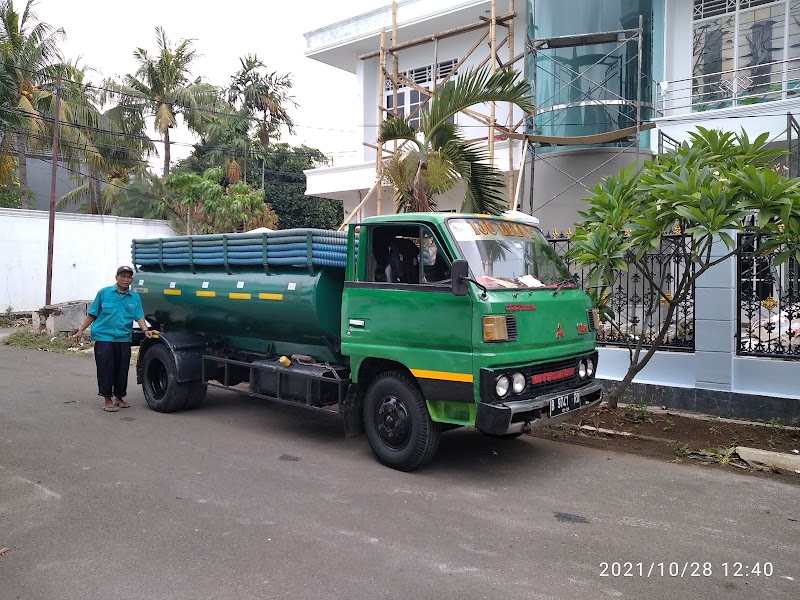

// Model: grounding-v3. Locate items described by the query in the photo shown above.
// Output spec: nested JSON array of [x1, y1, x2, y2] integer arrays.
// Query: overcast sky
[[36, 0, 380, 168]]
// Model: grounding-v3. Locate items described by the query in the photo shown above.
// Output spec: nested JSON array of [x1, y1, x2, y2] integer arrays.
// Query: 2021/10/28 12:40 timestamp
[[599, 562, 774, 577]]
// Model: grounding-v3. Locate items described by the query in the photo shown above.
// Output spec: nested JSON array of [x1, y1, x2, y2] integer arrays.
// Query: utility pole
[[45, 75, 62, 306]]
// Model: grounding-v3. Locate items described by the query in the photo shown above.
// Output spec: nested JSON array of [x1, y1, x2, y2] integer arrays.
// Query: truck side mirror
[[451, 260, 469, 296]]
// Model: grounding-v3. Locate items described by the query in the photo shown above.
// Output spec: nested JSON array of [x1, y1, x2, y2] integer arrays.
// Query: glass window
[[421, 229, 451, 284], [383, 60, 457, 130], [738, 2, 786, 97], [366, 225, 451, 286], [691, 0, 800, 109], [692, 14, 735, 109], [447, 218, 574, 290]]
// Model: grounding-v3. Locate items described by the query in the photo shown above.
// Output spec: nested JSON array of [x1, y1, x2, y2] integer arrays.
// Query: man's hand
[[73, 330, 85, 343], [143, 329, 159, 339]]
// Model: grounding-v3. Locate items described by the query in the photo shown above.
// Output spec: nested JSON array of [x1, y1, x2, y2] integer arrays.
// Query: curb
[[558, 424, 800, 474], [736, 446, 800, 473]]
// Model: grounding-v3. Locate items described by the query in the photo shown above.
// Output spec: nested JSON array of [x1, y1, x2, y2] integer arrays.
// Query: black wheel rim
[[145, 359, 169, 401], [375, 395, 411, 450]]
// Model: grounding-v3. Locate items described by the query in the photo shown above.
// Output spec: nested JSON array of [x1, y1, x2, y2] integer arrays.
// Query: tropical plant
[[568, 127, 800, 407], [201, 54, 296, 188], [378, 67, 534, 214], [163, 167, 277, 234], [55, 61, 152, 214], [104, 27, 221, 177], [260, 143, 342, 230], [114, 171, 174, 220], [0, 0, 64, 205]]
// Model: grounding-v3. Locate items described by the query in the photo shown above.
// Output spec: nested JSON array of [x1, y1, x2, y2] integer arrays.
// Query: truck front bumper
[[475, 380, 603, 435]]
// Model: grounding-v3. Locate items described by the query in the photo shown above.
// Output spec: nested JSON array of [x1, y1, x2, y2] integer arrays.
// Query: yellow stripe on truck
[[258, 293, 283, 301], [196, 290, 216, 297], [410, 369, 473, 383], [164, 289, 182, 296], [229, 292, 252, 300]]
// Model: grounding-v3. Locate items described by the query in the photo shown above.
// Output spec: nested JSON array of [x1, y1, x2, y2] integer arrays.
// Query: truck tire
[[183, 382, 208, 410], [141, 344, 190, 412], [363, 370, 440, 471]]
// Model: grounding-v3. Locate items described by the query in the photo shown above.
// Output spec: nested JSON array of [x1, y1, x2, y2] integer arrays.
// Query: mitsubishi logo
[[556, 323, 565, 338]]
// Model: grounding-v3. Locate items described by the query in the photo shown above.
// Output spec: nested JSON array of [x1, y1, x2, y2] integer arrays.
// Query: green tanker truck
[[132, 212, 602, 471]]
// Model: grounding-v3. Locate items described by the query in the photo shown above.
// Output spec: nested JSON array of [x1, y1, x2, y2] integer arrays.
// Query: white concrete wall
[[0, 209, 176, 312]]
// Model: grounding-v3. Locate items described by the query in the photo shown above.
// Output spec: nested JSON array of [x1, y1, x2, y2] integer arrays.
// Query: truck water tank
[[131, 230, 348, 363]]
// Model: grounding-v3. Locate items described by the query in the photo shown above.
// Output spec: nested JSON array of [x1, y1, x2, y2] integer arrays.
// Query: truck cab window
[[366, 225, 450, 285], [421, 229, 450, 284]]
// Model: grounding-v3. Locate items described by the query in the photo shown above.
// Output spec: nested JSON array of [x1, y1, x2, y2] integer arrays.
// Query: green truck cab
[[133, 212, 602, 471]]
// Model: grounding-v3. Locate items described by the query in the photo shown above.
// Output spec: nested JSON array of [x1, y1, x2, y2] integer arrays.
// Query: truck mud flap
[[137, 331, 206, 384]]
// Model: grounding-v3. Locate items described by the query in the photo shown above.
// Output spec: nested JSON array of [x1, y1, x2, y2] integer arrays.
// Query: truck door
[[342, 223, 474, 404]]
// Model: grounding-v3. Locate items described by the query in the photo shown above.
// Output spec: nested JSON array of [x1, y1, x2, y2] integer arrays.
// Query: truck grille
[[523, 356, 582, 396], [505, 315, 518, 341], [480, 352, 598, 403], [587, 308, 599, 331]]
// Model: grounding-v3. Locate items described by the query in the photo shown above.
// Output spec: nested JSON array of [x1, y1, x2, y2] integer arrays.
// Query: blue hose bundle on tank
[[132, 228, 355, 270]]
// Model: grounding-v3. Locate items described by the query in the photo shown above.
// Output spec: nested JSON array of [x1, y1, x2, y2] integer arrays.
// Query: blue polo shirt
[[88, 285, 145, 342]]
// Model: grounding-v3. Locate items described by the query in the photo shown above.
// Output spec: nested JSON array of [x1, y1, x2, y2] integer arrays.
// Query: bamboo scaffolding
[[338, 183, 379, 231]]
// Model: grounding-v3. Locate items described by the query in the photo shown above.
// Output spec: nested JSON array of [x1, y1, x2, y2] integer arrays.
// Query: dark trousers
[[94, 341, 132, 399]]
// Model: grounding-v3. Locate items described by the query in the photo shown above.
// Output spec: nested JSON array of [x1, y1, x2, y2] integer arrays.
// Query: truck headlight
[[587, 359, 595, 377], [483, 315, 509, 342], [578, 360, 587, 378], [495, 375, 510, 398], [512, 372, 526, 394]]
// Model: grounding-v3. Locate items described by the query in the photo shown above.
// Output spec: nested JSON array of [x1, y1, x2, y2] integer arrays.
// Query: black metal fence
[[737, 234, 800, 359], [548, 234, 695, 351]]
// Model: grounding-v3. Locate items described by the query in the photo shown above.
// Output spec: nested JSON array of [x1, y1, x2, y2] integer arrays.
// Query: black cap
[[116, 265, 134, 275]]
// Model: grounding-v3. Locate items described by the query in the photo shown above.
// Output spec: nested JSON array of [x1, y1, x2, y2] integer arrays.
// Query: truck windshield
[[447, 218, 575, 290]]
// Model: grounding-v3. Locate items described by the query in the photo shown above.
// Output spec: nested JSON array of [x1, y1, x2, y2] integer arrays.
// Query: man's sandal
[[103, 405, 119, 412], [113, 399, 130, 408]]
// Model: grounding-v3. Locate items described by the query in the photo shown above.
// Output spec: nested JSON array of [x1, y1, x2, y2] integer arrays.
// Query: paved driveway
[[0, 343, 797, 599]]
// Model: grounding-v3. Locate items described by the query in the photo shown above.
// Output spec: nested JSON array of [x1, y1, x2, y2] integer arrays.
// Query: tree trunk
[[605, 295, 682, 408], [412, 163, 430, 212], [16, 133, 29, 208], [94, 175, 103, 215], [163, 128, 171, 177], [87, 177, 97, 214]]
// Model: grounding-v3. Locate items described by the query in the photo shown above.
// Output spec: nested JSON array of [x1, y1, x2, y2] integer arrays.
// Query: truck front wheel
[[141, 344, 190, 412], [363, 371, 440, 471]]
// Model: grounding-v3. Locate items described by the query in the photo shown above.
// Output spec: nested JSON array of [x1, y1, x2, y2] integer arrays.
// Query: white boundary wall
[[0, 209, 176, 312]]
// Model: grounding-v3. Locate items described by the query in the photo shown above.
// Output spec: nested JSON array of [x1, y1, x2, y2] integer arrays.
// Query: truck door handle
[[349, 319, 365, 328]]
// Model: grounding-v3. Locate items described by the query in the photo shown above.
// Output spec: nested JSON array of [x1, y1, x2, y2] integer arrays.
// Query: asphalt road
[[0, 343, 798, 600]]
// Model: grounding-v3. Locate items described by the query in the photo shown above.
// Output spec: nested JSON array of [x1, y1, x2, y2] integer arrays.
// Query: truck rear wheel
[[141, 344, 190, 412], [363, 371, 440, 471]]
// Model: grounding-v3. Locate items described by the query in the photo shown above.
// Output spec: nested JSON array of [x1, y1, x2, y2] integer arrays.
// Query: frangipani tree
[[378, 67, 534, 214], [569, 127, 800, 407]]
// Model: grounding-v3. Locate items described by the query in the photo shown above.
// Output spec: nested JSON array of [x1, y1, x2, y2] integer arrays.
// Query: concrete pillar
[[693, 233, 736, 391]]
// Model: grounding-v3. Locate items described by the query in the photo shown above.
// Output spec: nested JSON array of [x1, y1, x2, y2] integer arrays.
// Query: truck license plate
[[549, 391, 581, 418]]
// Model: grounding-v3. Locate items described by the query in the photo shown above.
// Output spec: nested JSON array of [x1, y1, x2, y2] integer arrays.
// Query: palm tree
[[55, 61, 154, 214], [378, 67, 534, 214], [0, 0, 64, 206], [104, 27, 220, 177], [114, 171, 175, 221], [226, 54, 295, 188]]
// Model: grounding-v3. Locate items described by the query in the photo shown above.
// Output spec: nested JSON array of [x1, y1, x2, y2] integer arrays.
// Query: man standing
[[74, 266, 158, 412]]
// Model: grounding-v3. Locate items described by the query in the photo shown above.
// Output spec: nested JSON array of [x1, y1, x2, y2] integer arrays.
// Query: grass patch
[[2, 331, 87, 354], [0, 307, 15, 327]]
